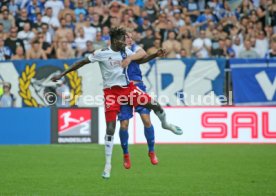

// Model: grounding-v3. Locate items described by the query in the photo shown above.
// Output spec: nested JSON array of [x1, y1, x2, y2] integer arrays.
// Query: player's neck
[[110, 45, 120, 52]]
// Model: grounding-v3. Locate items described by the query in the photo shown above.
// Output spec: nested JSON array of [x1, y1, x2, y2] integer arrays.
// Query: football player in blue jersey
[[118, 32, 182, 169]]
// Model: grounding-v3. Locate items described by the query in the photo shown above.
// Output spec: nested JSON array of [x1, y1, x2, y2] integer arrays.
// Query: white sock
[[104, 135, 114, 168], [155, 110, 168, 127]]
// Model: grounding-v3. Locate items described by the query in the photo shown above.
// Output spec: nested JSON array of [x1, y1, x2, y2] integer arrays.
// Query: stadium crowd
[[0, 0, 275, 60]]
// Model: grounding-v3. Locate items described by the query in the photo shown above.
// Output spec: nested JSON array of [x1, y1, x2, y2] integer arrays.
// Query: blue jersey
[[127, 44, 143, 81]]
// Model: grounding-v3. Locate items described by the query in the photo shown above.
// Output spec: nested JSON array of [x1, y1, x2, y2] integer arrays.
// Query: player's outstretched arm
[[121, 49, 147, 68], [136, 48, 167, 64], [51, 57, 90, 82]]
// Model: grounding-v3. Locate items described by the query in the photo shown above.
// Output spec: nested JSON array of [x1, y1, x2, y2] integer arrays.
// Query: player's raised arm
[[121, 48, 147, 67], [135, 48, 167, 64], [51, 57, 91, 82]]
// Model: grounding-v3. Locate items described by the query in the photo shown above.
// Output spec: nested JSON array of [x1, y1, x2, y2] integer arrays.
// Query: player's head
[[110, 27, 127, 51], [125, 31, 133, 46]]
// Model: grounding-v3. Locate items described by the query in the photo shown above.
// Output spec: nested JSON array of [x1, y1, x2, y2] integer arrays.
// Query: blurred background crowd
[[0, 0, 275, 60]]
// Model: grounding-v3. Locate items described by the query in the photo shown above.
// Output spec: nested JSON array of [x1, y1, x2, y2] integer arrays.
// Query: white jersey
[[88, 47, 134, 88]]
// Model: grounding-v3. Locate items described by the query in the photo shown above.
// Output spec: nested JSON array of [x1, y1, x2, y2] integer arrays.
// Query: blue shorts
[[118, 82, 151, 121]]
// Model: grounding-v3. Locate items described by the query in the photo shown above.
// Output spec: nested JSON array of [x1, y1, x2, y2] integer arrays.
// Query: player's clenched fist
[[156, 48, 167, 57]]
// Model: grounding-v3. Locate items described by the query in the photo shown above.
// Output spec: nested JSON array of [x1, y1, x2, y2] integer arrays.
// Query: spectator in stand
[[37, 33, 52, 58], [11, 46, 25, 60], [0, 36, 12, 60], [26, 39, 47, 59], [59, 0, 76, 21], [179, 16, 196, 37], [0, 24, 5, 40], [195, 6, 217, 31], [90, 13, 102, 29], [265, 25, 274, 40], [172, 10, 185, 28], [211, 38, 227, 58], [65, 30, 77, 51], [147, 38, 161, 55], [0, 0, 275, 60], [153, 13, 173, 41], [110, 16, 121, 29], [55, 18, 74, 41], [41, 7, 60, 30], [237, 0, 254, 18], [108, 1, 127, 19], [83, 18, 97, 41], [225, 37, 235, 58], [0, 82, 16, 108], [239, 38, 260, 58], [249, 36, 258, 53], [265, 34, 276, 58], [178, 29, 192, 57], [75, 13, 87, 31], [17, 22, 35, 50], [8, 0, 19, 17], [41, 23, 52, 44], [143, 0, 159, 23], [101, 26, 110, 45], [182, 0, 200, 23], [93, 0, 106, 16], [162, 31, 181, 58], [4, 27, 24, 55], [26, 0, 44, 23], [86, 6, 94, 22], [232, 36, 243, 58], [127, 0, 140, 16], [192, 30, 212, 58], [210, 29, 220, 53], [15, 8, 32, 31], [0, 10, 14, 34], [75, 27, 88, 57], [205, 21, 216, 38], [140, 28, 155, 52], [121, 11, 138, 31], [255, 30, 269, 57], [32, 13, 44, 33], [93, 31, 107, 50], [256, 0, 267, 28], [0, 5, 15, 21], [44, 0, 64, 19], [56, 39, 75, 59], [82, 40, 94, 58], [75, 0, 87, 21], [176, 48, 189, 58], [269, 1, 276, 32], [64, 13, 75, 31], [137, 16, 151, 34]]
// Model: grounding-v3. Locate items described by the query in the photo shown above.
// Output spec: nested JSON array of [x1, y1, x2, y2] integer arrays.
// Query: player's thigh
[[118, 104, 133, 121], [128, 82, 152, 107]]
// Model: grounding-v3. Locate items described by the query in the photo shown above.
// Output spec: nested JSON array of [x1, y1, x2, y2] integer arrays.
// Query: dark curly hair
[[109, 27, 126, 43]]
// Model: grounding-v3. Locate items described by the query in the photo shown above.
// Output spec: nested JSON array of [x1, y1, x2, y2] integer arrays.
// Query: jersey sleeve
[[133, 45, 142, 53], [125, 48, 135, 57], [87, 49, 102, 63]]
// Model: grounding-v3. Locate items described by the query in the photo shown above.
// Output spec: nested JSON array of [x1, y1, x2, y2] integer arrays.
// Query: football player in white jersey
[[52, 27, 183, 179]]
